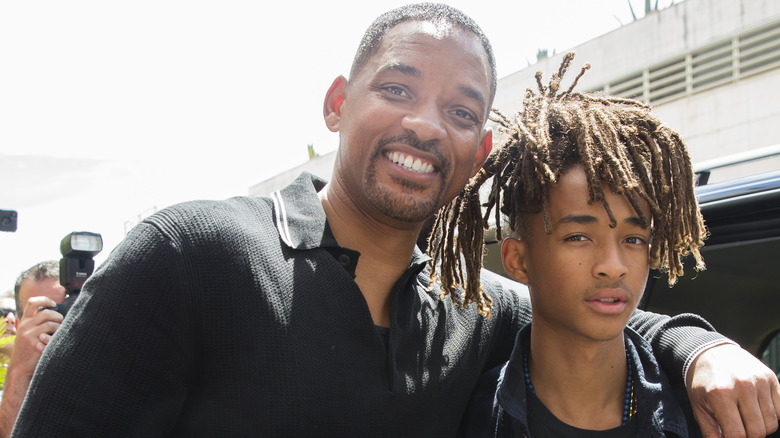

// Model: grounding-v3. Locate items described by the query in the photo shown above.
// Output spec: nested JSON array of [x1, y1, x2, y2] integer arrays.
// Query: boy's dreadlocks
[[428, 52, 707, 318]]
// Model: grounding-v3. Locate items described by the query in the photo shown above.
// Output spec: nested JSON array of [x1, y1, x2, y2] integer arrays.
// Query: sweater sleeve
[[12, 220, 196, 437], [627, 310, 730, 386]]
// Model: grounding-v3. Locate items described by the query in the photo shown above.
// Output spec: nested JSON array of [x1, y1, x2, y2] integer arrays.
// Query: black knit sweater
[[12, 173, 724, 437]]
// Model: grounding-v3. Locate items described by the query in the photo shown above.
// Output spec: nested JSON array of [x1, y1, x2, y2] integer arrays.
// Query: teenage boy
[[431, 53, 707, 436]]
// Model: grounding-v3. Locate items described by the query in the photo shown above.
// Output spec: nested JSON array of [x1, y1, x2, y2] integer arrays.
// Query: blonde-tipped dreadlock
[[428, 52, 707, 318]]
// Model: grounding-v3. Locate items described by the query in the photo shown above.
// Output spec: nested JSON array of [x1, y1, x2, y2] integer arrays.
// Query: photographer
[[0, 261, 65, 438]]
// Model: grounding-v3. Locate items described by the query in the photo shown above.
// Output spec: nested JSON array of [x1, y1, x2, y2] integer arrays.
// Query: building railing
[[590, 18, 780, 106]]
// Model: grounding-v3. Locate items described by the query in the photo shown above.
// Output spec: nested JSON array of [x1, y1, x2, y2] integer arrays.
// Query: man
[[12, 4, 780, 437], [0, 261, 65, 437], [0, 290, 16, 352], [448, 53, 704, 436]]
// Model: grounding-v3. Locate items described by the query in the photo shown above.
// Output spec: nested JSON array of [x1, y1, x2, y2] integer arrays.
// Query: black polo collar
[[270, 172, 431, 272], [270, 172, 338, 251]]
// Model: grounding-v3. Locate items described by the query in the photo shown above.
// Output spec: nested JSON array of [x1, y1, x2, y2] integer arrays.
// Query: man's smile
[[385, 150, 435, 174]]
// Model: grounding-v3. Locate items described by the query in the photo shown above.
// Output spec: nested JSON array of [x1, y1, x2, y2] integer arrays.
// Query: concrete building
[[251, 0, 780, 196], [495, 0, 780, 175]]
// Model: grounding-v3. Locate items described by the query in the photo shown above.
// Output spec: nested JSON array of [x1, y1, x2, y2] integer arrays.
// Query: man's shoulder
[[480, 269, 530, 302], [164, 196, 272, 219], [152, 170, 323, 224], [419, 266, 530, 318], [140, 196, 276, 242]]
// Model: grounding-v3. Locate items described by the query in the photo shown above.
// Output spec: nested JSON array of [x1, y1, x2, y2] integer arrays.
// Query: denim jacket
[[458, 324, 702, 437]]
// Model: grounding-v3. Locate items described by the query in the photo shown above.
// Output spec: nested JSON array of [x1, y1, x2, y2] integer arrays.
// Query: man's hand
[[10, 296, 63, 376], [687, 343, 780, 438]]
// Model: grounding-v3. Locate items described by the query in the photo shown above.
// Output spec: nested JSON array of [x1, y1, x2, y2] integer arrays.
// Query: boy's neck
[[527, 325, 632, 430]]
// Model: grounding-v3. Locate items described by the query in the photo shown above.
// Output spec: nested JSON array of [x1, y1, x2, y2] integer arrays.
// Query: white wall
[[249, 151, 335, 197], [493, 0, 780, 164], [250, 0, 780, 194]]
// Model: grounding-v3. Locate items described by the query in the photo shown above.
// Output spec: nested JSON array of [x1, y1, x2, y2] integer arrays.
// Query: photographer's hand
[[15, 296, 63, 358], [0, 296, 63, 438]]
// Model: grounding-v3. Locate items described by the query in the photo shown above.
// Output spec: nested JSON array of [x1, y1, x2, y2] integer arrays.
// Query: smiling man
[[319, 18, 492, 328], [11, 4, 779, 437]]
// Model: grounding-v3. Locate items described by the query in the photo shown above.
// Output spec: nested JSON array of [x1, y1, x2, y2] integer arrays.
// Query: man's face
[[18, 277, 66, 317], [330, 21, 491, 224], [502, 166, 652, 343]]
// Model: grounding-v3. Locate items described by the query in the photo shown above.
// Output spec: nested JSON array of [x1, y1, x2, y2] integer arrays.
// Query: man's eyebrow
[[379, 62, 487, 108], [380, 62, 421, 78], [458, 85, 486, 109]]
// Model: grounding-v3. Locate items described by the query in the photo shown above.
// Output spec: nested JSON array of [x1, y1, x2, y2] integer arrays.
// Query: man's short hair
[[350, 2, 498, 108], [14, 260, 59, 318]]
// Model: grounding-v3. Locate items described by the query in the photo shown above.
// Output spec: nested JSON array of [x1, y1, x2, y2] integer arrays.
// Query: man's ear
[[470, 128, 493, 177], [323, 75, 347, 132], [501, 236, 530, 284]]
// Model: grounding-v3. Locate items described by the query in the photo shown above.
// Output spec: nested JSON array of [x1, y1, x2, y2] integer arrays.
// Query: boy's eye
[[625, 236, 648, 245], [565, 235, 588, 242]]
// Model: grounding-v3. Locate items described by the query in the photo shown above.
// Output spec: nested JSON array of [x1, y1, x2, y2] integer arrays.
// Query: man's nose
[[400, 101, 446, 142]]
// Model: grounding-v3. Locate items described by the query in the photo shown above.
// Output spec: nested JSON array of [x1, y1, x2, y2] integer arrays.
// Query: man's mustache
[[378, 133, 440, 156]]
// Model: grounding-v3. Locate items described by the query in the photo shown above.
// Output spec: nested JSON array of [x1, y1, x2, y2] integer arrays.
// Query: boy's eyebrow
[[558, 214, 598, 225], [379, 62, 487, 109], [558, 214, 648, 228], [623, 216, 647, 228]]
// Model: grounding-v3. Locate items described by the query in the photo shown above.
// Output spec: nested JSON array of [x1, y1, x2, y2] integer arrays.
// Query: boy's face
[[501, 165, 652, 343]]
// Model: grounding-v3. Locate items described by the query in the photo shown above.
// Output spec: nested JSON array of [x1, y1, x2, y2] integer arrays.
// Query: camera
[[53, 231, 103, 316], [0, 209, 17, 232]]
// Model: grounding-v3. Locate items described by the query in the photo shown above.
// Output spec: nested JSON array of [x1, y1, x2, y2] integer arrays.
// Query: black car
[[641, 146, 780, 379]]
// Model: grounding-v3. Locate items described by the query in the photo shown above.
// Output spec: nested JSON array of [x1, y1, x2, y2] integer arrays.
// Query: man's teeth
[[387, 151, 434, 174], [596, 298, 619, 303]]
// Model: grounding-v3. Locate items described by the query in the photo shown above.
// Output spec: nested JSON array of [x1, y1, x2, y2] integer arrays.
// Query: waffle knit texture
[[12, 173, 724, 437], [459, 326, 703, 437]]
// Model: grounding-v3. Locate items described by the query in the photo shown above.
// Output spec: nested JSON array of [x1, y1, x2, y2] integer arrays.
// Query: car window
[[762, 330, 780, 380]]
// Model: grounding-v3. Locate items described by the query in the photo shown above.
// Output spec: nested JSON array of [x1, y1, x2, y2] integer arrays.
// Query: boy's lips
[[586, 287, 630, 314], [587, 297, 628, 314]]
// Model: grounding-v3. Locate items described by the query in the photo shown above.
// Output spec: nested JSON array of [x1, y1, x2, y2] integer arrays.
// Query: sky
[[0, 0, 681, 296]]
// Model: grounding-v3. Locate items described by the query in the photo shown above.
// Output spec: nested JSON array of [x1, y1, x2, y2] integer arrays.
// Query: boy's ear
[[323, 75, 347, 132], [501, 236, 530, 284], [470, 128, 493, 178]]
